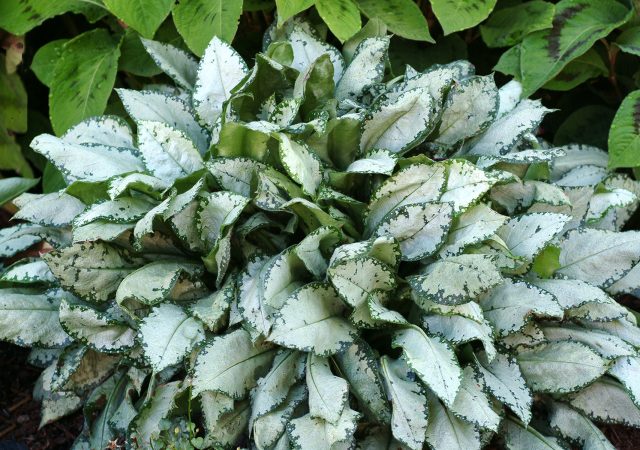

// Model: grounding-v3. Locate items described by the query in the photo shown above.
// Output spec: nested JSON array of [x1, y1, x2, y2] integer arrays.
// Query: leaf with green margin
[[287, 25, 345, 86], [44, 242, 142, 303], [278, 134, 323, 196], [503, 417, 565, 450], [518, 0, 632, 97], [424, 393, 480, 450], [609, 90, 640, 169], [438, 204, 507, 258], [410, 254, 502, 306], [497, 212, 570, 261], [315, 0, 361, 42], [103, 0, 173, 38], [268, 282, 357, 356], [380, 356, 428, 450], [372, 201, 453, 261], [50, 29, 121, 135], [73, 197, 155, 228], [431, 0, 497, 35], [335, 37, 389, 102], [138, 303, 205, 372], [59, 300, 136, 353], [480, 1, 555, 48], [328, 256, 396, 308], [192, 328, 277, 398], [31, 39, 68, 88], [0, 290, 69, 347], [450, 366, 501, 432], [197, 191, 249, 249], [392, 325, 462, 407], [549, 401, 616, 450], [307, 353, 348, 424], [253, 384, 307, 450], [287, 407, 360, 449], [132, 381, 181, 444], [541, 324, 635, 359], [355, 0, 433, 42], [360, 88, 435, 155], [173, 0, 244, 56], [1, 259, 55, 284], [141, 38, 198, 90], [570, 378, 640, 427]]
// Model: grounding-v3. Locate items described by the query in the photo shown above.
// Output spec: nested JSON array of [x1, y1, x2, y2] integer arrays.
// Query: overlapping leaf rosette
[[2, 20, 640, 449]]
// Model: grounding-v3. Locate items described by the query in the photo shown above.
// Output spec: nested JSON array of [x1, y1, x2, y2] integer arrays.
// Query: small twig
[[0, 423, 17, 439]]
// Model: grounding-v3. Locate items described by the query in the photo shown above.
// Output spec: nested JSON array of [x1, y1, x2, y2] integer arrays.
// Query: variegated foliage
[[3, 21, 640, 450]]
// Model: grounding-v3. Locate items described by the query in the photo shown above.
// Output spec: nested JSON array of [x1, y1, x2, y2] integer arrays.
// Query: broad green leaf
[[31, 134, 143, 183], [410, 254, 502, 306], [380, 356, 428, 450], [616, 26, 640, 56], [570, 378, 640, 428], [392, 326, 461, 407], [361, 88, 434, 155], [0, 178, 39, 208], [275, 0, 315, 25], [307, 353, 348, 424], [117, 89, 209, 152], [334, 339, 391, 424], [549, 401, 616, 450], [268, 282, 357, 355], [0, 0, 106, 35], [608, 90, 640, 169], [342, 18, 388, 63], [44, 243, 141, 303], [250, 349, 305, 425], [139, 303, 205, 371], [287, 408, 360, 449], [59, 300, 136, 353], [366, 163, 446, 234], [103, 0, 173, 38], [355, 0, 433, 42], [328, 257, 396, 308], [137, 120, 204, 182], [193, 36, 248, 127], [0, 290, 69, 347], [517, 341, 609, 394], [315, 0, 361, 42], [543, 48, 608, 91], [503, 418, 565, 450], [173, 0, 244, 55], [434, 75, 499, 147], [193, 329, 276, 398], [335, 37, 389, 102], [425, 394, 480, 450], [141, 38, 198, 90], [438, 204, 507, 257], [557, 228, 640, 287], [116, 261, 202, 306], [481, 279, 562, 336], [431, 0, 496, 35], [50, 30, 121, 135], [474, 352, 532, 423], [518, 0, 632, 96], [480, 1, 555, 48], [31, 39, 68, 88], [278, 134, 323, 196], [373, 201, 452, 261]]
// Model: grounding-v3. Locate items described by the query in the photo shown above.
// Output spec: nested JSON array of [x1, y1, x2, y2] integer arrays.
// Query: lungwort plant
[[4, 20, 640, 449]]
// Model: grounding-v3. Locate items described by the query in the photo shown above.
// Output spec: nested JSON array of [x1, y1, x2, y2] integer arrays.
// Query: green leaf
[[0, 59, 27, 132], [480, 1, 555, 48], [50, 29, 121, 135], [268, 282, 357, 355], [0, 177, 38, 206], [44, 243, 142, 303], [355, 0, 433, 42], [392, 325, 462, 407], [517, 341, 609, 394], [103, 0, 173, 38], [360, 88, 435, 155], [518, 0, 632, 96], [608, 90, 640, 169], [380, 356, 428, 449], [431, 0, 497, 35], [0, 290, 69, 347], [0, 0, 106, 35], [139, 303, 205, 371], [31, 40, 68, 88], [275, 0, 315, 25], [616, 26, 640, 56], [543, 48, 608, 91], [192, 328, 276, 398], [410, 254, 502, 306], [372, 201, 453, 261], [173, 0, 244, 56], [315, 0, 361, 42]]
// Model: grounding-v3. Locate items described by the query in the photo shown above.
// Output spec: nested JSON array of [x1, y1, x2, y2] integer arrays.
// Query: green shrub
[[3, 20, 640, 449]]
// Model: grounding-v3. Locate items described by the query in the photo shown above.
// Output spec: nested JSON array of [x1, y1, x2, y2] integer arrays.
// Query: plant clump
[[2, 19, 640, 450]]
